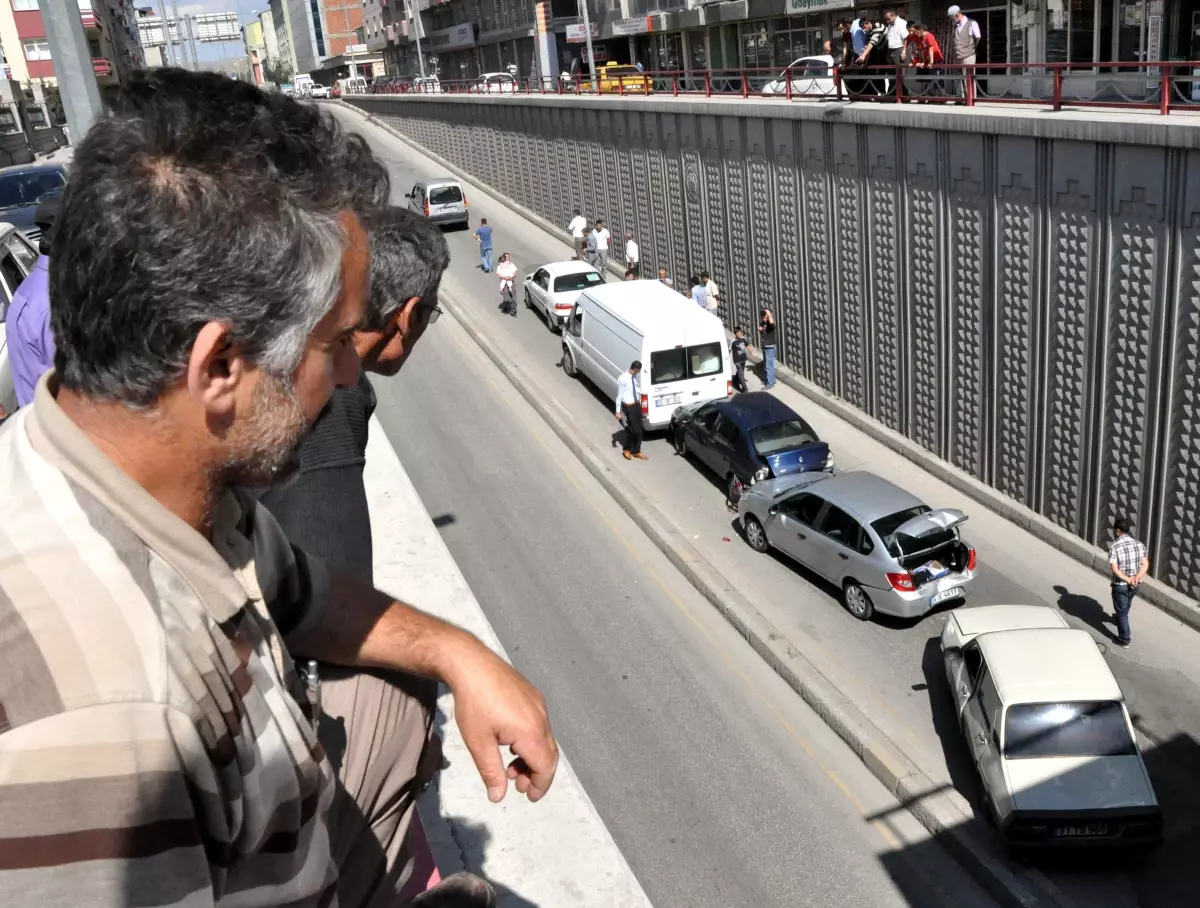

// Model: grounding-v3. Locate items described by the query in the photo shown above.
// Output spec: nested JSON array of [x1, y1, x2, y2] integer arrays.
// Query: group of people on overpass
[[836, 7, 979, 99]]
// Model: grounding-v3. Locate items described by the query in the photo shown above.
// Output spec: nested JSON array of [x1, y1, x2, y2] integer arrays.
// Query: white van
[[560, 280, 732, 430]]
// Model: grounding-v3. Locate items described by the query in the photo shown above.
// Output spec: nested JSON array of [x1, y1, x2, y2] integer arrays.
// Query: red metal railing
[[364, 61, 1200, 115]]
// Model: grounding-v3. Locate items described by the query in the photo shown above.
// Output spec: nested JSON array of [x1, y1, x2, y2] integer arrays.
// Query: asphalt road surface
[[332, 103, 1200, 907]]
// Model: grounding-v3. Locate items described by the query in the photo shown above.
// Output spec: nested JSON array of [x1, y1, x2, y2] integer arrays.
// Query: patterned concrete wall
[[350, 96, 1200, 600]]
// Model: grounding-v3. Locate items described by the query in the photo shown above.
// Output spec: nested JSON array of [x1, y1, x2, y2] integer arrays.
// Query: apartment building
[[0, 0, 144, 88]]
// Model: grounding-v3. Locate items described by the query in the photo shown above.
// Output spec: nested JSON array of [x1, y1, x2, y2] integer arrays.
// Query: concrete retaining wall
[[347, 94, 1200, 601]]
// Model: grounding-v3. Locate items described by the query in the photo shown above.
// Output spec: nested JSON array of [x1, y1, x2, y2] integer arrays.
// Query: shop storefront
[[427, 22, 479, 80]]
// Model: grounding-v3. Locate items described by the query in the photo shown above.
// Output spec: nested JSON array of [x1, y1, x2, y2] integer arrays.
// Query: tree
[[263, 58, 294, 86]]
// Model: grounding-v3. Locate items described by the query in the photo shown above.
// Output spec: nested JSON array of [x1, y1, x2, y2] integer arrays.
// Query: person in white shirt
[[625, 232, 639, 276], [614, 360, 647, 460], [701, 269, 720, 312], [593, 218, 611, 271], [568, 208, 587, 259], [496, 252, 518, 317], [883, 10, 908, 67]]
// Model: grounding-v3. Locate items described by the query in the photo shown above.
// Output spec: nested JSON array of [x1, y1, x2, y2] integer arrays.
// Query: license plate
[[1053, 824, 1108, 837], [656, 394, 681, 407], [929, 587, 964, 606]]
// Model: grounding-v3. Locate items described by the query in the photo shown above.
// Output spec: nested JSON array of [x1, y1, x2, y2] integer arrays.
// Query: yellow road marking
[[446, 323, 906, 851]]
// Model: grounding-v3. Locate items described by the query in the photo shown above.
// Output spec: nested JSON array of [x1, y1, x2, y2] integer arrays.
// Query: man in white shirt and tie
[[614, 360, 648, 461], [625, 232, 639, 276], [568, 208, 587, 258]]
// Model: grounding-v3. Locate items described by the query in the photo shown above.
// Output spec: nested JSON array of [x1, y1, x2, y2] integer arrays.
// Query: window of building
[[740, 20, 772, 70], [23, 39, 52, 61], [13, 0, 39, 10]]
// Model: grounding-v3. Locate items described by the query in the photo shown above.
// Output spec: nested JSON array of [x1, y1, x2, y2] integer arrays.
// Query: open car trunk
[[890, 509, 971, 584]]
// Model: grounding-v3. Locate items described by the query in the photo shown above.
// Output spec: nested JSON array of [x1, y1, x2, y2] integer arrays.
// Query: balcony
[[92, 57, 113, 76], [78, 0, 101, 30]]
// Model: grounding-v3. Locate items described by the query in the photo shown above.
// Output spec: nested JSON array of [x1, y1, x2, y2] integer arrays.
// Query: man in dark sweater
[[260, 207, 449, 583], [258, 207, 471, 907]]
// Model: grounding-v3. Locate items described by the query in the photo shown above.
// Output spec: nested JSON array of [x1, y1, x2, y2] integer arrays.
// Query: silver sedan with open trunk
[[737, 470, 977, 620]]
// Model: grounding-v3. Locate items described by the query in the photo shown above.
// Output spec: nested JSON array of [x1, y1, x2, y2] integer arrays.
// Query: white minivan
[[560, 280, 732, 430]]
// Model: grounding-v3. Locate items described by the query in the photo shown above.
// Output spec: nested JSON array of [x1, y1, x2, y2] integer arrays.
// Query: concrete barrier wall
[[348, 95, 1200, 601]]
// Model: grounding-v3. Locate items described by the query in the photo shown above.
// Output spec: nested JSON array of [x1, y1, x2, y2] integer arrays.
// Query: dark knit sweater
[[258, 370, 377, 584]]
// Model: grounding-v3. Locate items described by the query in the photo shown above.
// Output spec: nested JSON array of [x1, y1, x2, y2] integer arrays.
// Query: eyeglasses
[[414, 302, 442, 324]]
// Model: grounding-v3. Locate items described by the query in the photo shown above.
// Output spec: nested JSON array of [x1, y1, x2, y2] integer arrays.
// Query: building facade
[[268, 0, 299, 77], [370, 0, 1199, 87], [0, 0, 143, 88]]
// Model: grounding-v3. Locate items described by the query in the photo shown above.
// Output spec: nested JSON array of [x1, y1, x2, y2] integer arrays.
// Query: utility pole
[[404, 0, 425, 78], [40, 0, 104, 141], [171, 0, 191, 69], [187, 16, 201, 70], [579, 0, 597, 92], [156, 0, 175, 66]]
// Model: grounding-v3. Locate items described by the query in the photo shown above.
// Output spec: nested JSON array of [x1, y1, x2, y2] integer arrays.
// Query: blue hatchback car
[[670, 392, 833, 504]]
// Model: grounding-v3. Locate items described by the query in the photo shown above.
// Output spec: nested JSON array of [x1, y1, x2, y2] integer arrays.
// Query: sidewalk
[[363, 417, 654, 908]]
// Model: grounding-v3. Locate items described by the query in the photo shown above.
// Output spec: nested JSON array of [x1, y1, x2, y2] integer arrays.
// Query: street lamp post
[[579, 0, 597, 92], [404, 0, 425, 79]]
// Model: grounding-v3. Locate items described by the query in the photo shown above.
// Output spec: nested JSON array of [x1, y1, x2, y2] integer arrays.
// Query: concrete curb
[[436, 280, 1071, 908], [344, 98, 1200, 633]]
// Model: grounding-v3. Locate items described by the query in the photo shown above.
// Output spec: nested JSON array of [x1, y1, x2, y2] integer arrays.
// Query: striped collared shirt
[[0, 374, 338, 906]]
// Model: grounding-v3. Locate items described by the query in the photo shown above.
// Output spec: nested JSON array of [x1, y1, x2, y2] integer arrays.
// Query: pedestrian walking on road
[[593, 218, 611, 271], [731, 327, 749, 393], [760, 307, 778, 388], [615, 360, 648, 461], [702, 269, 721, 314], [568, 207, 587, 258], [474, 217, 493, 272], [657, 266, 673, 287], [690, 275, 706, 308], [585, 225, 603, 278], [497, 252, 518, 317], [947, 5, 980, 99], [625, 231, 639, 276], [1108, 518, 1149, 648]]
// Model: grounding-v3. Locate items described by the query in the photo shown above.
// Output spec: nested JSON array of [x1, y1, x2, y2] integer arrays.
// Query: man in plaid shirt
[[1108, 517, 1150, 647]]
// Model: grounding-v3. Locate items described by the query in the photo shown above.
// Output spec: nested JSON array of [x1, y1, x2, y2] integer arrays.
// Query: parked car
[[738, 470, 976, 620], [560, 280, 732, 430], [309, 84, 332, 99], [0, 163, 67, 243], [405, 178, 468, 229], [940, 604, 1162, 850], [581, 63, 653, 94], [761, 55, 836, 97], [523, 261, 603, 331], [671, 392, 832, 504], [469, 73, 518, 94], [0, 222, 42, 418]]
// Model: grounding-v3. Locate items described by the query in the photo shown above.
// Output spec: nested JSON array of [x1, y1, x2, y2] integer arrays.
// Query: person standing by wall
[[593, 218, 611, 271], [1108, 518, 1150, 648], [730, 327, 749, 393], [585, 224, 603, 277], [690, 275, 706, 308], [657, 266, 673, 287], [568, 207, 587, 258], [702, 269, 721, 314], [614, 360, 647, 461], [474, 217, 493, 272], [625, 231, 639, 276], [759, 307, 778, 389], [947, 5, 980, 99]]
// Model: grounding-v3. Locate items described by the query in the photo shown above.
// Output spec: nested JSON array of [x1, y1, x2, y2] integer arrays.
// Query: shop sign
[[566, 22, 600, 43], [786, 0, 851, 13], [582, 45, 609, 63], [611, 16, 651, 36], [428, 23, 475, 50]]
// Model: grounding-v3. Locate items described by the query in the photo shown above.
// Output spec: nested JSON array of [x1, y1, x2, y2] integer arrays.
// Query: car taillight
[[727, 380, 734, 396], [887, 572, 916, 592], [424, 200, 430, 217], [462, 192, 467, 207], [640, 393, 648, 416], [967, 547, 977, 572]]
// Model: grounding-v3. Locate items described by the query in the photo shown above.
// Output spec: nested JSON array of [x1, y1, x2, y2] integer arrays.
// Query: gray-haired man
[[0, 70, 554, 908]]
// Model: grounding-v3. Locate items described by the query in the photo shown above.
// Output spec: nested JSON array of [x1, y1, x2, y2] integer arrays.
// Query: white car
[[761, 55, 836, 98], [0, 222, 41, 419], [309, 85, 331, 99], [523, 261, 603, 331], [470, 73, 518, 94], [940, 605, 1162, 850]]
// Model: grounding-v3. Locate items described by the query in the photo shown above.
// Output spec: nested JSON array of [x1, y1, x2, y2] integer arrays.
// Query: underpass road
[[332, 104, 1200, 906], [371, 286, 1000, 908]]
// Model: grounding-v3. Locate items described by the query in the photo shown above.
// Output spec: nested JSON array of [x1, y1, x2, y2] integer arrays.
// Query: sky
[[152, 0, 269, 66]]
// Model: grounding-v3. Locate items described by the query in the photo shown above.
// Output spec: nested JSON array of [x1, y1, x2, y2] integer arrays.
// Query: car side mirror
[[767, 505, 779, 516]]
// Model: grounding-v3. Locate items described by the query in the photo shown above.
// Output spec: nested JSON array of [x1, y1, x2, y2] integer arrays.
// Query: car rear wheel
[[744, 516, 769, 553], [843, 581, 875, 621], [673, 428, 687, 456]]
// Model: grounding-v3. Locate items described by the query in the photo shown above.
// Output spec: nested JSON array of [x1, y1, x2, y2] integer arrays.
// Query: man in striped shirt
[[0, 70, 557, 908]]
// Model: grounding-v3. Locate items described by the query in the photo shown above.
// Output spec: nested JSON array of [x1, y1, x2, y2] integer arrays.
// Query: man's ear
[[394, 296, 423, 337], [186, 321, 248, 418]]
